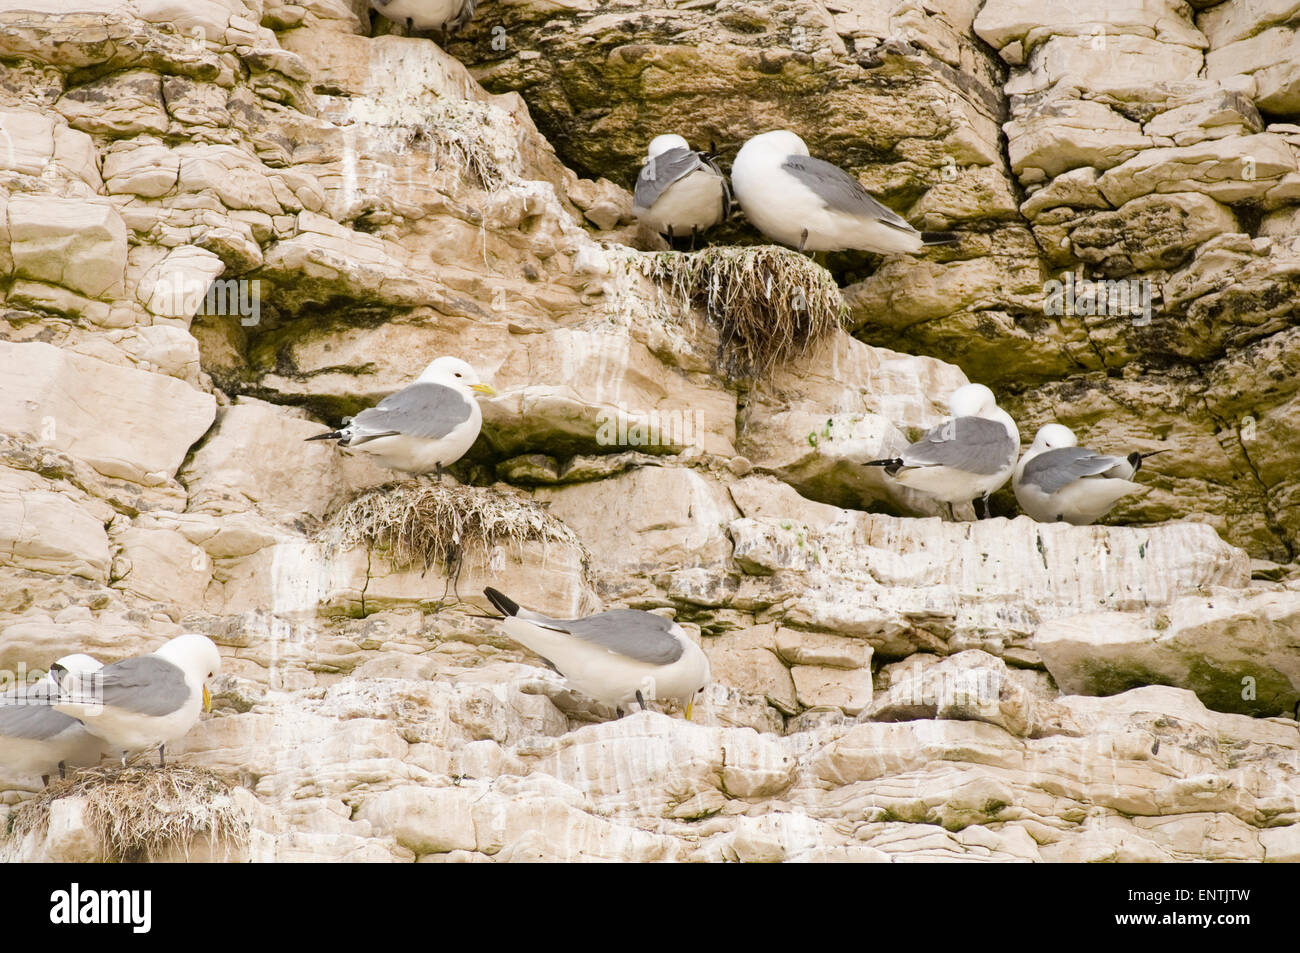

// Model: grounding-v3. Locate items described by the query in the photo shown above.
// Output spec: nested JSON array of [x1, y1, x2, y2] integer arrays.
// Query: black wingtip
[[1130, 448, 1171, 472], [921, 231, 961, 245], [483, 587, 519, 617], [48, 662, 67, 687], [864, 458, 902, 468], [305, 431, 341, 442]]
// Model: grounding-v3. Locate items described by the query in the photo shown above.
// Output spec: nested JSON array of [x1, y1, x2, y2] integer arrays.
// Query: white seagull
[[306, 356, 496, 478], [730, 129, 959, 254], [0, 654, 107, 785], [865, 383, 1020, 520], [370, 0, 476, 33], [53, 634, 222, 767], [1014, 424, 1165, 525], [633, 134, 731, 246], [483, 587, 711, 719]]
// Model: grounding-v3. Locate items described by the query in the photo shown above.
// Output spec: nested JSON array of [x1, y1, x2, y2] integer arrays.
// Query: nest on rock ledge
[[323, 481, 593, 581], [8, 765, 249, 863], [644, 245, 847, 379]]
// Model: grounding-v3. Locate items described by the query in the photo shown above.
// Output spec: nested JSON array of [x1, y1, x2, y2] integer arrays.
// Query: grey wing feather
[[96, 657, 190, 717], [901, 416, 1017, 476], [782, 155, 915, 232], [348, 382, 472, 443], [0, 684, 80, 740], [1022, 447, 1132, 495], [634, 147, 705, 210], [550, 610, 685, 665]]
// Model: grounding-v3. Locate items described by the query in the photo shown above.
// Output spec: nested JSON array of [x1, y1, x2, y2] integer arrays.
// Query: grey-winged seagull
[[483, 588, 711, 719], [306, 356, 496, 478], [370, 0, 476, 33], [1014, 424, 1166, 525], [865, 383, 1020, 520], [731, 129, 959, 254], [53, 634, 222, 768], [0, 654, 107, 785], [634, 134, 731, 247]]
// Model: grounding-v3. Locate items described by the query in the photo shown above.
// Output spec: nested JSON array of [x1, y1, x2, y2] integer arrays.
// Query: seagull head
[[156, 634, 222, 713], [418, 356, 497, 396], [1032, 423, 1078, 451], [646, 134, 690, 162], [741, 129, 809, 160], [948, 383, 999, 418]]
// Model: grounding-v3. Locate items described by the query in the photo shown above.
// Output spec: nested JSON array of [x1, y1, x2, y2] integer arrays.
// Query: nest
[[324, 482, 591, 579], [404, 99, 516, 193], [9, 766, 249, 863], [644, 245, 847, 379]]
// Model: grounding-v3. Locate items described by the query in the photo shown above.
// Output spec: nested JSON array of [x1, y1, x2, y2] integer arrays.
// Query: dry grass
[[644, 245, 847, 379], [9, 766, 249, 863], [404, 99, 515, 193], [324, 481, 591, 580]]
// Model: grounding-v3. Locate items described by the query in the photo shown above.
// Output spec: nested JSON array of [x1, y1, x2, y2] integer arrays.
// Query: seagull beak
[[203, 685, 211, 713], [470, 383, 497, 396]]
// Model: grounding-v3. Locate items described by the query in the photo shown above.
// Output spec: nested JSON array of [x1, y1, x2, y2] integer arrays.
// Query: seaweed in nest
[[8, 766, 249, 863], [644, 245, 847, 379], [324, 481, 592, 585]]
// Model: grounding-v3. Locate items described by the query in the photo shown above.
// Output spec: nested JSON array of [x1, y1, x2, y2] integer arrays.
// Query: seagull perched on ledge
[[865, 383, 1020, 520], [730, 130, 960, 254], [307, 356, 496, 478], [1014, 424, 1167, 525], [633, 134, 731, 247], [483, 588, 711, 719], [369, 0, 477, 33], [53, 634, 222, 768]]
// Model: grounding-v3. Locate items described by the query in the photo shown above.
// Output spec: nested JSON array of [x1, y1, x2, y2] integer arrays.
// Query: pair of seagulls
[[635, 130, 959, 254], [867, 383, 1165, 524], [0, 635, 222, 784], [307, 365, 711, 720]]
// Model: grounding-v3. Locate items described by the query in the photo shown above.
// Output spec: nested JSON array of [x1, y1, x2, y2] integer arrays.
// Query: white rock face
[[0, 0, 1298, 865]]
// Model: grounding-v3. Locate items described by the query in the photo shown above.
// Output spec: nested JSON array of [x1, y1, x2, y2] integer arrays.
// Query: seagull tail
[[921, 231, 961, 245], [483, 587, 520, 617], [1128, 449, 1171, 472], [305, 430, 343, 442]]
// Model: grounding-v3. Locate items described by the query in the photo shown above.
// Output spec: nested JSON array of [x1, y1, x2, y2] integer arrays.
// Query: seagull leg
[[436, 462, 443, 484], [41, 774, 50, 787], [636, 689, 648, 712], [58, 761, 67, 780], [798, 228, 809, 255], [666, 224, 675, 247], [158, 745, 165, 769], [944, 502, 955, 521], [616, 706, 625, 718], [974, 496, 987, 520], [690, 227, 699, 252]]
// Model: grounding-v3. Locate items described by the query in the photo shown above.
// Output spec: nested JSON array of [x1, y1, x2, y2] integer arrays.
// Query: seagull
[[0, 654, 107, 785], [306, 356, 496, 478], [865, 383, 1020, 520], [730, 129, 960, 254], [483, 587, 711, 719], [1014, 424, 1166, 525], [52, 634, 222, 768], [633, 134, 731, 247], [369, 0, 476, 34]]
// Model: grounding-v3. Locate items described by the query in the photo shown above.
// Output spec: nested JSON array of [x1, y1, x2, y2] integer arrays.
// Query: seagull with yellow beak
[[307, 356, 497, 479], [52, 634, 222, 768]]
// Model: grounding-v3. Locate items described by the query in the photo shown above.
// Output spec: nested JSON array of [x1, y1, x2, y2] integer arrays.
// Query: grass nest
[[644, 245, 847, 379], [324, 481, 591, 580], [8, 766, 249, 863], [404, 99, 515, 193]]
